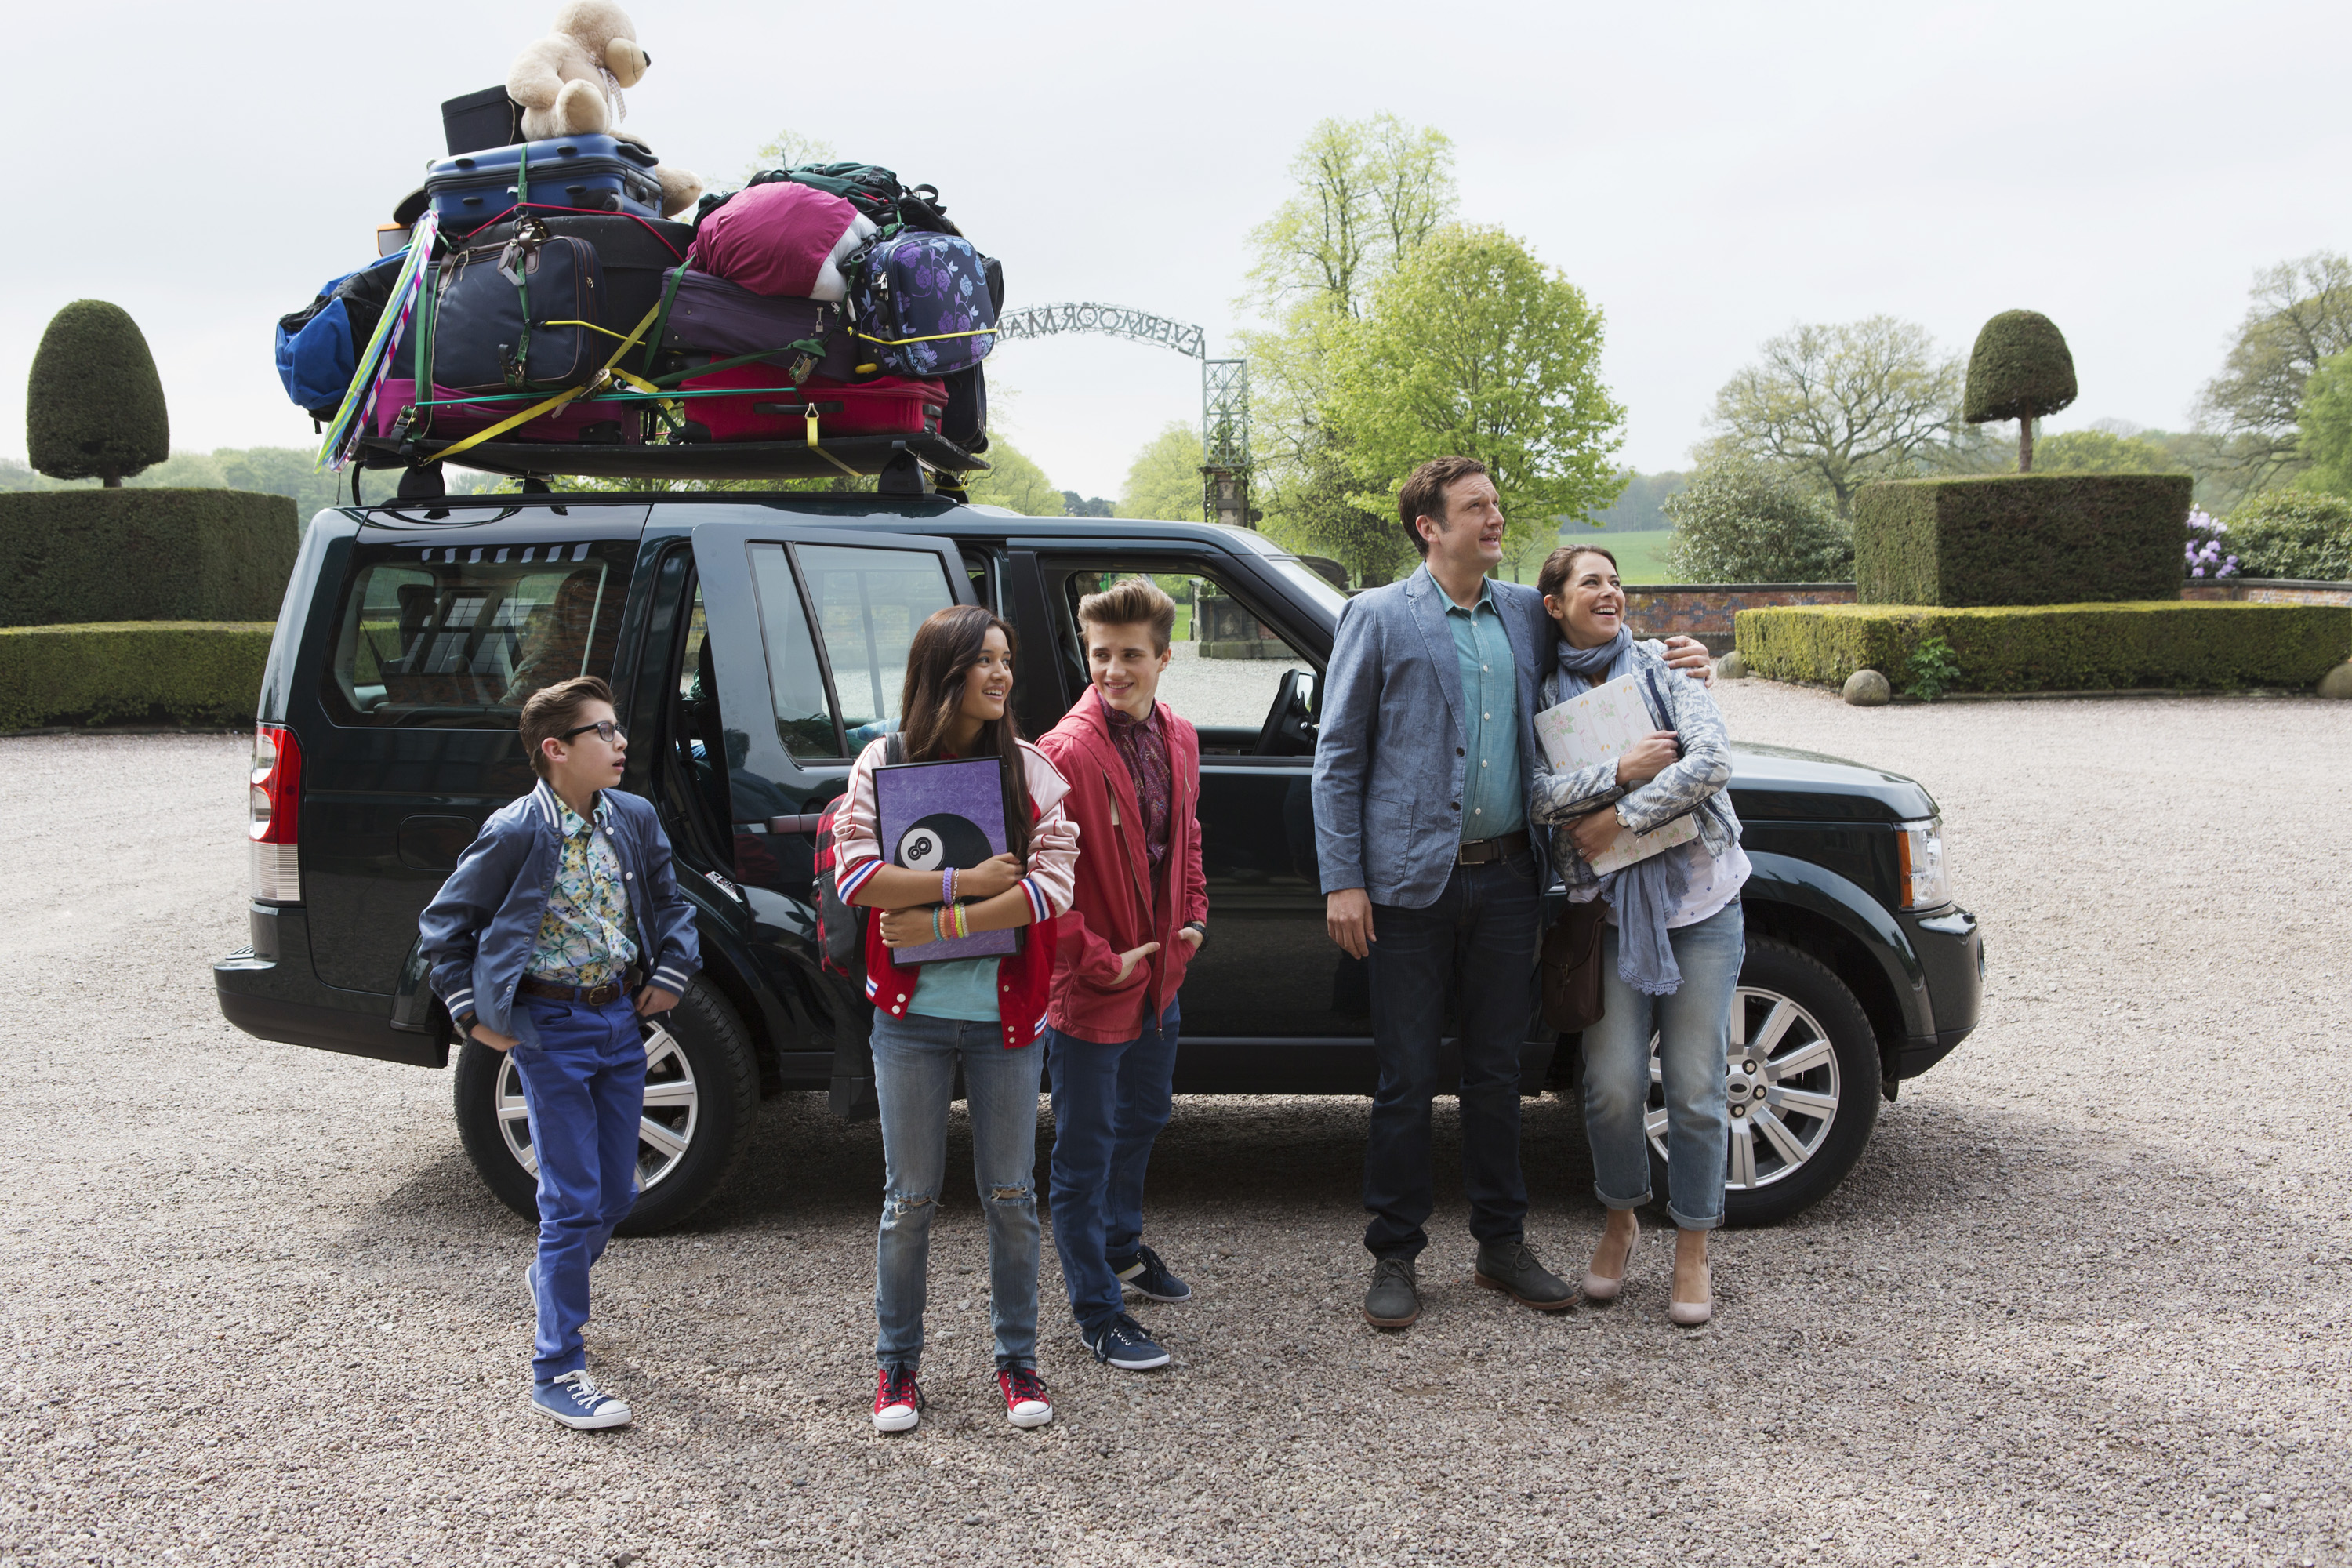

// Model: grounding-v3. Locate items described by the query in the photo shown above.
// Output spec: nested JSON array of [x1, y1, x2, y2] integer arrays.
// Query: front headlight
[[1896, 818, 1951, 909]]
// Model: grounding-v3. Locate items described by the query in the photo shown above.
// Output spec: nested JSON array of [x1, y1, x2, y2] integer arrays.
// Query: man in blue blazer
[[1312, 456, 1709, 1329]]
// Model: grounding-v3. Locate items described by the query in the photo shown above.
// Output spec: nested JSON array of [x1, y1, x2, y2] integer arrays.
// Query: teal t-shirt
[[909, 956, 1001, 1022]]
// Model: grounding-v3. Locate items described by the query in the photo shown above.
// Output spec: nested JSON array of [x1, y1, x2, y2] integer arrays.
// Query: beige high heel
[[1668, 1257, 1713, 1327], [1581, 1218, 1639, 1302]]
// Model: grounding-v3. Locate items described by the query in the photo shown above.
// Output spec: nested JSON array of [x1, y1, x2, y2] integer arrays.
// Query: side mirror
[[1257, 666, 1319, 755]]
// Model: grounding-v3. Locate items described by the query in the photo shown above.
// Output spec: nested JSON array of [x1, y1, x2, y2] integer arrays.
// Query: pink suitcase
[[372, 379, 641, 445], [672, 363, 946, 443]]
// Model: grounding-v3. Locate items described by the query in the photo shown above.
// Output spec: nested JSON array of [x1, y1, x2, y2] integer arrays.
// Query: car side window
[[321, 539, 633, 726], [742, 541, 955, 759]]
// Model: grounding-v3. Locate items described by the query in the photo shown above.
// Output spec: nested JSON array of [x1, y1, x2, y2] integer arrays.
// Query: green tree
[[1116, 422, 1205, 522], [1242, 114, 1456, 321], [1962, 310, 2077, 473], [749, 128, 837, 176], [2196, 252, 2352, 496], [27, 300, 170, 487], [1701, 316, 1966, 517], [2295, 347, 2352, 497], [963, 439, 1065, 516], [1663, 463, 1853, 583], [1237, 115, 1457, 573], [2034, 429, 2185, 474], [1323, 224, 1626, 568], [2223, 489, 2352, 579]]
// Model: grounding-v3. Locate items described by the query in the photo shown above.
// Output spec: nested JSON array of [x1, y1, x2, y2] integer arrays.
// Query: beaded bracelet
[[942, 866, 956, 907], [953, 901, 971, 939], [930, 906, 944, 945]]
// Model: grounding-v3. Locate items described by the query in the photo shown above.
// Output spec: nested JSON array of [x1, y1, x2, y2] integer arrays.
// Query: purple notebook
[[874, 755, 1020, 964]]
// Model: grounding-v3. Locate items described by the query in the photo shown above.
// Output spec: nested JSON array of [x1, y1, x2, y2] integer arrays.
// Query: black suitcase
[[441, 86, 524, 157], [431, 233, 606, 394], [467, 213, 692, 352]]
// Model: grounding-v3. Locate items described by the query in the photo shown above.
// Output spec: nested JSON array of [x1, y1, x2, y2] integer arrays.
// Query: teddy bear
[[506, 1, 704, 217]]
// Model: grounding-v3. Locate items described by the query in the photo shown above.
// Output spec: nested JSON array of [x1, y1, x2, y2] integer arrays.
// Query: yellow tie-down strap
[[430, 303, 663, 462]]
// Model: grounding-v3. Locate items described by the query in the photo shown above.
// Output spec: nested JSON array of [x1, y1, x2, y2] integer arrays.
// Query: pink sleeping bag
[[687, 182, 872, 300]]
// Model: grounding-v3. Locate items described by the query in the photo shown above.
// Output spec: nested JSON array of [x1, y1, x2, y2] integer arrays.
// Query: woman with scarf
[[1527, 545, 1748, 1327]]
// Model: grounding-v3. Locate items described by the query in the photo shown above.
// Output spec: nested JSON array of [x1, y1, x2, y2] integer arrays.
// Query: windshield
[[1262, 555, 1350, 617]]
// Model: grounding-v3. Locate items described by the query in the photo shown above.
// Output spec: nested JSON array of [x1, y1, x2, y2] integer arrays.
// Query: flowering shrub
[[2184, 508, 2238, 579]]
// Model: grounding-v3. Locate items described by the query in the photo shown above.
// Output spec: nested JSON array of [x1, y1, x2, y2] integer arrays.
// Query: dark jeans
[[1047, 998, 1181, 1333], [1363, 851, 1541, 1260]]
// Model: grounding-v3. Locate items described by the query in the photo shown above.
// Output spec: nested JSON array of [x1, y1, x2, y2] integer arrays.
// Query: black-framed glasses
[[559, 719, 627, 744]]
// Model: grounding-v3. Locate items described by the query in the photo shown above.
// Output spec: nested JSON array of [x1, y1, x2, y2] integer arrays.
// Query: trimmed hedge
[[0, 489, 298, 627], [26, 299, 169, 484], [1734, 601, 2352, 694], [1962, 309, 2077, 428], [1853, 473, 2191, 606], [0, 622, 272, 731]]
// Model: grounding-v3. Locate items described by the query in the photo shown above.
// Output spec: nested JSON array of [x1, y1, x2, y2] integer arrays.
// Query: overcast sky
[[9, 1, 2343, 501]]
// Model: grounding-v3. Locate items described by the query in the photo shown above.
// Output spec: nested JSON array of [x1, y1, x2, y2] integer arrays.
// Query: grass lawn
[[1560, 529, 1679, 584]]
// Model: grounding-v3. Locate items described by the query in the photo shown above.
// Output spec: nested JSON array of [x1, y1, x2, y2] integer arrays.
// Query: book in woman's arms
[[1532, 673, 1698, 876]]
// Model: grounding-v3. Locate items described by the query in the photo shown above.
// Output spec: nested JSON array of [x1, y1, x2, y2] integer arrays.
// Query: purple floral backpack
[[844, 231, 1000, 378]]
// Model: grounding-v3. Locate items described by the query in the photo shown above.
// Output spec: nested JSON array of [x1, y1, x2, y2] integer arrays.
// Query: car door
[[1008, 544, 1363, 1063]]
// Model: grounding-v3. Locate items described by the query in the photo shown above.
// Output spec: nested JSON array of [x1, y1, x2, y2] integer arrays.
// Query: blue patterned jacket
[[418, 780, 700, 1045]]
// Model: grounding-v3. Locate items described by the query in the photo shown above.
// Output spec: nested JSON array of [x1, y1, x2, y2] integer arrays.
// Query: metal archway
[[992, 302, 1249, 526]]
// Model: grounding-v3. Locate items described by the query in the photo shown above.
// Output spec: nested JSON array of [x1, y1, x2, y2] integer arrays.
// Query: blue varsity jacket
[[418, 779, 700, 1046]]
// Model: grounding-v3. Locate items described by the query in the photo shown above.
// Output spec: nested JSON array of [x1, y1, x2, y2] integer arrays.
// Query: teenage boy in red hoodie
[[1039, 576, 1208, 1373]]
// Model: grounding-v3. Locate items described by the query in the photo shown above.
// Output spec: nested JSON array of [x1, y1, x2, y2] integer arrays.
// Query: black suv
[[216, 495, 1984, 1230]]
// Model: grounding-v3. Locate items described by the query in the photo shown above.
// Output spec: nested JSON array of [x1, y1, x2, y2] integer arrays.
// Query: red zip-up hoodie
[[1037, 689, 1209, 1044]]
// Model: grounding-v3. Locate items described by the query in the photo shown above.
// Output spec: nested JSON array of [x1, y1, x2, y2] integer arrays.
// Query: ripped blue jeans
[[869, 1011, 1043, 1372]]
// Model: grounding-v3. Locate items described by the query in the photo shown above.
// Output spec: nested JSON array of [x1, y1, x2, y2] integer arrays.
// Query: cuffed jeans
[[1047, 999, 1181, 1333], [511, 994, 646, 1381], [1581, 900, 1744, 1231], [869, 1011, 1044, 1372], [1363, 852, 1542, 1260]]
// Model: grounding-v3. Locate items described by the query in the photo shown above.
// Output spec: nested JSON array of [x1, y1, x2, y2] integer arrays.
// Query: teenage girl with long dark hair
[[831, 604, 1078, 1432]]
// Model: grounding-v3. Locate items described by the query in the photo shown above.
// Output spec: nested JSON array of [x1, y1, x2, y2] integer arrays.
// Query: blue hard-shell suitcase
[[425, 136, 663, 233]]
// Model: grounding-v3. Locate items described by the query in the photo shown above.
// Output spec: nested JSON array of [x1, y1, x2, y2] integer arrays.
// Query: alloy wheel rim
[[1646, 985, 1840, 1191], [495, 1019, 701, 1192]]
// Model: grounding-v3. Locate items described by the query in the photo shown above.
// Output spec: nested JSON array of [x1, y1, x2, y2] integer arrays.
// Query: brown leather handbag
[[1539, 895, 1608, 1033]]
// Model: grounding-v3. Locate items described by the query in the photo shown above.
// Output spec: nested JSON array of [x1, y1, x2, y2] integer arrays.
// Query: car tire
[[452, 976, 760, 1236], [1639, 935, 1882, 1228]]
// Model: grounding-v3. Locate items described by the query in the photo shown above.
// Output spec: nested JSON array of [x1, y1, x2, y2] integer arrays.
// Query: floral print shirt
[[527, 789, 641, 986], [1099, 688, 1172, 874]]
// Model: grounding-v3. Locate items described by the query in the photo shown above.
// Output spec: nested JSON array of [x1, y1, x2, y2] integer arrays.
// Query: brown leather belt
[[1456, 829, 1530, 866], [519, 975, 626, 1005]]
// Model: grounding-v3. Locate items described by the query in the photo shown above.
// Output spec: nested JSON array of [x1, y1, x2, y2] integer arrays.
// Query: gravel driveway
[[4, 687, 2349, 1567]]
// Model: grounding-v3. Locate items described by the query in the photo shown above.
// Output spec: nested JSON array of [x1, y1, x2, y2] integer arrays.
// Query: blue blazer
[[1312, 562, 1555, 909], [419, 780, 700, 1045]]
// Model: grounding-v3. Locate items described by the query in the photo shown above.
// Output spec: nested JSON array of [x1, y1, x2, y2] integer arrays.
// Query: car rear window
[[322, 539, 636, 726]]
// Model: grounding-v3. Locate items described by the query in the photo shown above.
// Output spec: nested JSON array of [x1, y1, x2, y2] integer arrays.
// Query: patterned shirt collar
[[551, 786, 609, 837], [1097, 686, 1158, 734]]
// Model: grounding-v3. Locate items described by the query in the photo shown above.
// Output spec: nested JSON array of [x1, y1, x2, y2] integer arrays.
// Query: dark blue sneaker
[[1114, 1243, 1192, 1304], [532, 1369, 631, 1430], [1079, 1312, 1171, 1371]]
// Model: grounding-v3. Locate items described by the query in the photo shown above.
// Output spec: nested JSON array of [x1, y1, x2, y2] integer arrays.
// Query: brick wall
[[1624, 583, 1857, 648], [2178, 578, 2352, 607]]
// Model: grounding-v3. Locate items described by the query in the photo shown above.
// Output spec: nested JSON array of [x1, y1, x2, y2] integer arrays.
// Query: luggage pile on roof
[[274, 6, 998, 497]]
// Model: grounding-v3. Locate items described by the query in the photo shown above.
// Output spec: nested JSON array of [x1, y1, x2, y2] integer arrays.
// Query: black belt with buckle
[[1455, 829, 1530, 866], [519, 975, 626, 1005]]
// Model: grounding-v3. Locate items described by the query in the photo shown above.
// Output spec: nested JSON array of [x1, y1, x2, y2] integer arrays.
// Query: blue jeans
[[1363, 852, 1543, 1259], [869, 1011, 1044, 1372], [1581, 901, 1744, 1231], [1047, 999, 1181, 1333], [510, 994, 646, 1381]]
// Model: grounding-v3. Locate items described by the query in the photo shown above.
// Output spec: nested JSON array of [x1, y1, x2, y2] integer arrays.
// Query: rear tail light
[[249, 723, 303, 902], [1895, 817, 1951, 909]]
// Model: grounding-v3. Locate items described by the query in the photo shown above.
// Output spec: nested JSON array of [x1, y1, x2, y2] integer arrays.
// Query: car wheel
[[452, 976, 760, 1235], [1642, 936, 1881, 1227]]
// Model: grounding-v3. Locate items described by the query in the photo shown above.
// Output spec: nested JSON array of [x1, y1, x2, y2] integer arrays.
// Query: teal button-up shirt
[[1444, 578, 1524, 844]]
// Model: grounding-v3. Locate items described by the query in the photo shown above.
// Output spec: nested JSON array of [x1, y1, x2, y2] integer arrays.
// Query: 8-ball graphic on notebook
[[874, 756, 1020, 963]]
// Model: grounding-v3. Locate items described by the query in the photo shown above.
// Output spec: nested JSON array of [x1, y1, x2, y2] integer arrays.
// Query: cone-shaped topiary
[[1963, 310, 2076, 474], [26, 300, 170, 488]]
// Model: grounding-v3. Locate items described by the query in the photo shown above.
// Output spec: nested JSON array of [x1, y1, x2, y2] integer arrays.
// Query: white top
[[1572, 834, 1751, 928]]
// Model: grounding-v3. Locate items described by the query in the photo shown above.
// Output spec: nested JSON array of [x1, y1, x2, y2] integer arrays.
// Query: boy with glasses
[[419, 676, 700, 1428]]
